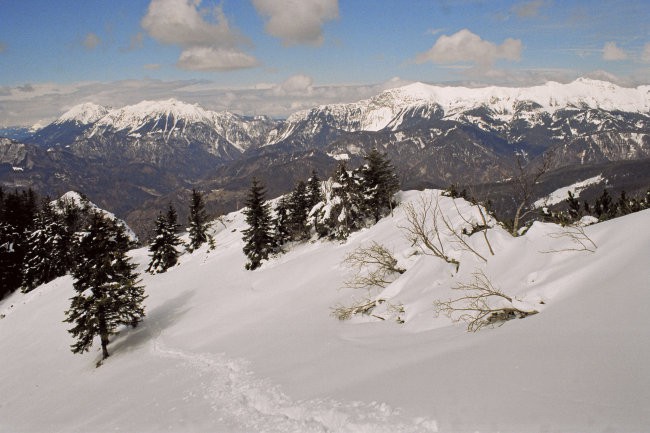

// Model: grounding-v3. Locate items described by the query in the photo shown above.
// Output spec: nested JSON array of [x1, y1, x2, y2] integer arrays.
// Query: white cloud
[[415, 29, 522, 67], [641, 43, 650, 63], [83, 33, 101, 50], [177, 47, 258, 71], [274, 74, 313, 95], [252, 0, 338, 46], [511, 0, 547, 18], [0, 77, 413, 127], [141, 0, 256, 71], [602, 42, 628, 61]]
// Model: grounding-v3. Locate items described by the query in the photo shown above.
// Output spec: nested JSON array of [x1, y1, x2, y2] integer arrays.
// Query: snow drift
[[1, 190, 649, 433]]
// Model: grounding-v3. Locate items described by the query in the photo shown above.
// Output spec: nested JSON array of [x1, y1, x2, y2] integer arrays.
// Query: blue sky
[[1, 0, 649, 126]]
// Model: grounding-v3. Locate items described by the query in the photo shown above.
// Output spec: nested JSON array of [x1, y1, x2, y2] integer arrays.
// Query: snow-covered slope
[[54, 191, 138, 242], [1, 190, 649, 432]]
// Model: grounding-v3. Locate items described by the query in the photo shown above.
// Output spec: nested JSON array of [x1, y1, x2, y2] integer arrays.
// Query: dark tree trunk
[[97, 305, 110, 360]]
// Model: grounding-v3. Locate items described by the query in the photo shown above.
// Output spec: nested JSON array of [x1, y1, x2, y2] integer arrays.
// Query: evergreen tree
[[307, 169, 324, 210], [187, 189, 210, 252], [616, 191, 631, 216], [288, 180, 310, 241], [324, 162, 365, 240], [242, 178, 275, 270], [146, 204, 182, 274], [566, 191, 582, 222], [21, 200, 70, 292], [272, 195, 292, 249], [64, 212, 146, 362], [0, 221, 22, 299], [0, 188, 39, 299], [360, 149, 400, 223], [594, 189, 613, 220]]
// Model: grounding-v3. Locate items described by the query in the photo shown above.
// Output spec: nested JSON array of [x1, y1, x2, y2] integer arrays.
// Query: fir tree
[[272, 195, 292, 249], [566, 191, 582, 222], [307, 169, 324, 210], [146, 204, 182, 274], [0, 221, 22, 299], [187, 189, 210, 252], [361, 149, 400, 223], [0, 188, 39, 299], [324, 162, 365, 240], [594, 189, 613, 220], [64, 212, 146, 362], [242, 178, 275, 270], [288, 181, 310, 241], [21, 200, 70, 292]]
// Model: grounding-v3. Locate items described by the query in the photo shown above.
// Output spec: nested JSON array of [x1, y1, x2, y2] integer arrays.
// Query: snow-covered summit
[[386, 78, 650, 115], [273, 78, 650, 142], [54, 102, 109, 125], [93, 98, 215, 132]]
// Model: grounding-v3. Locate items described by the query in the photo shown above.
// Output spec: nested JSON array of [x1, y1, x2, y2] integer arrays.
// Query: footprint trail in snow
[[152, 336, 439, 433]]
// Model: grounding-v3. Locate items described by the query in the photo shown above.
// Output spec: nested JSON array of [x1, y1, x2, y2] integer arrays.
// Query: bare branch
[[434, 270, 538, 332], [541, 224, 597, 254], [343, 242, 405, 290], [331, 297, 405, 323], [400, 194, 459, 269]]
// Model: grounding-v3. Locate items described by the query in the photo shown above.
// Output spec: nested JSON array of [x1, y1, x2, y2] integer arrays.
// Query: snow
[[53, 191, 138, 242], [533, 174, 605, 208], [1, 191, 649, 432], [55, 102, 109, 125], [93, 99, 214, 132], [270, 78, 650, 143]]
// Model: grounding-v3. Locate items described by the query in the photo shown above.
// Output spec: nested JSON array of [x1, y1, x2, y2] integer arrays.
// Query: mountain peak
[[94, 99, 214, 132], [55, 102, 109, 125]]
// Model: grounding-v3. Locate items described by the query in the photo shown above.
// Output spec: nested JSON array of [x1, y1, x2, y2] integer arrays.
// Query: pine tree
[[594, 189, 613, 220], [288, 181, 310, 241], [566, 191, 582, 222], [361, 149, 400, 223], [307, 169, 323, 210], [64, 212, 146, 362], [242, 178, 275, 270], [187, 189, 210, 252], [146, 204, 182, 274], [0, 221, 22, 299], [21, 200, 70, 292], [0, 188, 39, 299], [324, 162, 365, 240], [272, 195, 292, 249]]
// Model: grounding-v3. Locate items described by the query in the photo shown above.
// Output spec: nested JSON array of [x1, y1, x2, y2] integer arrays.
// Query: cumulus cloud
[[511, 0, 547, 18], [83, 33, 101, 50], [415, 29, 522, 67], [177, 46, 258, 71], [141, 0, 257, 71], [252, 0, 338, 46], [642, 43, 650, 63], [274, 74, 314, 95], [602, 42, 628, 61]]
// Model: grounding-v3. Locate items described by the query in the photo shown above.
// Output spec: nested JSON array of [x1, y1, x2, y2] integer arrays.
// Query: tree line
[[241, 149, 400, 270], [0, 186, 213, 364]]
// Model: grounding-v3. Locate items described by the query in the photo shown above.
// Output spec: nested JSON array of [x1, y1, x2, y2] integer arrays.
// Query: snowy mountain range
[[2, 190, 649, 432], [1, 78, 649, 236]]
